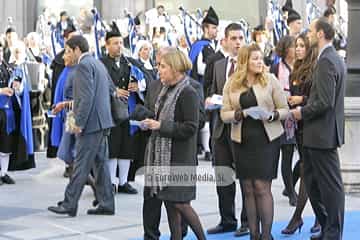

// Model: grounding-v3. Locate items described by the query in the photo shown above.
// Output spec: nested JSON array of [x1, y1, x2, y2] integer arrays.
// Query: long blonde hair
[[230, 43, 267, 92]]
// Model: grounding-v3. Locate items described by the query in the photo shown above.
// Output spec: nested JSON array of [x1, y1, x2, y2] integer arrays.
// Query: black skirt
[[233, 88, 280, 180], [108, 120, 134, 159], [0, 109, 13, 153]]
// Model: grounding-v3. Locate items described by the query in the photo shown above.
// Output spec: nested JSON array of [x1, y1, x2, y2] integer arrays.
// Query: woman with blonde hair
[[142, 49, 205, 240], [221, 43, 289, 240]]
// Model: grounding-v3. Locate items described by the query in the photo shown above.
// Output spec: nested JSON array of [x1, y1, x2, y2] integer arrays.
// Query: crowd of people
[[0, 1, 347, 240]]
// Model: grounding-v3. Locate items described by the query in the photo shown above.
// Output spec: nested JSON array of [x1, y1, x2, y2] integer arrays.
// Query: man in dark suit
[[203, 40, 226, 99], [205, 23, 249, 236], [48, 35, 115, 216], [189, 6, 219, 162], [133, 47, 205, 240], [291, 19, 345, 240]]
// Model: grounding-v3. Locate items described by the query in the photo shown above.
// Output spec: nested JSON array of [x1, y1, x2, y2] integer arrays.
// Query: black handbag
[[111, 95, 129, 125]]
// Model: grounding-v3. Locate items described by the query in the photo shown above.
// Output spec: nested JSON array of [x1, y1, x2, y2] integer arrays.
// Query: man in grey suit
[[206, 23, 249, 237], [291, 19, 345, 240], [48, 35, 115, 216]]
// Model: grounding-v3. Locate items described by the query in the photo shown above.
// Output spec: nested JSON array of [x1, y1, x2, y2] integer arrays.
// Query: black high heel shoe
[[281, 219, 304, 235], [310, 221, 321, 233]]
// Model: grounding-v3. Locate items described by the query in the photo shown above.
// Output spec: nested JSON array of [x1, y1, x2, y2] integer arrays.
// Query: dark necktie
[[228, 58, 236, 77]]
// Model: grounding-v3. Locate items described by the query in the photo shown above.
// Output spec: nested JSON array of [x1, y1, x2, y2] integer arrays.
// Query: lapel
[[216, 58, 228, 90], [318, 45, 334, 60], [312, 46, 334, 91], [251, 75, 274, 111]]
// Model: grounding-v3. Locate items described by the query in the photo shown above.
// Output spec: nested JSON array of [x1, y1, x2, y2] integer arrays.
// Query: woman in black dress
[[221, 44, 289, 240], [270, 35, 298, 207], [142, 49, 205, 240], [281, 33, 320, 235]]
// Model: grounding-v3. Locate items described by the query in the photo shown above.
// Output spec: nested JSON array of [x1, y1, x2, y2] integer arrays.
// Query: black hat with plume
[[105, 21, 121, 41], [202, 6, 219, 26]]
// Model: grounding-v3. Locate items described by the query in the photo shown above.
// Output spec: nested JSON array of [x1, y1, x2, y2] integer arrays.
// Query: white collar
[[141, 58, 153, 70], [78, 52, 91, 64]]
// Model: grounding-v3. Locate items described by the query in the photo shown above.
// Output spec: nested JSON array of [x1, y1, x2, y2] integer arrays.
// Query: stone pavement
[[1, 152, 360, 240]]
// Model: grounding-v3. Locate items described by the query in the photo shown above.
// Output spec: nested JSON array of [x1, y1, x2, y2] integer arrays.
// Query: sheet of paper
[[206, 104, 222, 110], [206, 94, 223, 110], [210, 94, 223, 105], [129, 120, 143, 127], [46, 110, 56, 118], [243, 106, 272, 120]]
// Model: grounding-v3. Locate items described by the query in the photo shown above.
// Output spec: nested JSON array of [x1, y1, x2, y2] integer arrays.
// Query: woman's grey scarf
[[145, 76, 190, 196]]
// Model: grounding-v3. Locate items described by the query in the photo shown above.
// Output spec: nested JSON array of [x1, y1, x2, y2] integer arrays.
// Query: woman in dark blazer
[[142, 49, 205, 240], [281, 32, 320, 235]]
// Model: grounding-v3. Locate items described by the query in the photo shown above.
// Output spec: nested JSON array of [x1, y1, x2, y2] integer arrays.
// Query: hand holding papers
[[205, 94, 223, 110], [243, 106, 272, 120]]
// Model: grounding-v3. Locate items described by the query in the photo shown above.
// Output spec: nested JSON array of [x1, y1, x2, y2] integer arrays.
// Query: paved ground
[[1, 152, 360, 240]]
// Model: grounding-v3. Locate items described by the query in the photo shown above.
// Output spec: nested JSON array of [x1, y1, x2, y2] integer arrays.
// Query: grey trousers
[[62, 130, 114, 212]]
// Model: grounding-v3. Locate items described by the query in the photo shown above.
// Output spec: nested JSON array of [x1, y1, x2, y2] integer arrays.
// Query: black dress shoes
[[63, 165, 73, 178], [48, 205, 77, 217], [0, 177, 3, 185], [310, 233, 322, 240], [234, 226, 250, 237], [207, 224, 237, 234], [1, 174, 15, 184], [87, 207, 114, 215], [204, 152, 212, 161], [310, 222, 321, 233], [118, 183, 138, 194], [92, 199, 99, 207]]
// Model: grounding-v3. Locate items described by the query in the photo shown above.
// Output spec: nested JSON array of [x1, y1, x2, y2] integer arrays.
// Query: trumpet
[[178, 6, 202, 27]]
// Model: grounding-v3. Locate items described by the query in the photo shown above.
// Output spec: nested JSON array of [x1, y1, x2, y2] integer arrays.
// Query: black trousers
[[303, 147, 344, 240], [213, 125, 247, 227], [143, 193, 188, 240]]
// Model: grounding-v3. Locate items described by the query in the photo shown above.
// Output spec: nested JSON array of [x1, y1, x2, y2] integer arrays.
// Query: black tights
[[286, 162, 308, 224], [285, 138, 319, 231], [281, 144, 296, 199], [243, 179, 273, 240], [164, 201, 206, 240], [285, 162, 320, 230]]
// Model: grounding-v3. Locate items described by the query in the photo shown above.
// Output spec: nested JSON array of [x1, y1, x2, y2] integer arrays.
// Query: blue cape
[[129, 65, 145, 135], [50, 67, 71, 147], [20, 83, 34, 155], [9, 66, 34, 155], [188, 39, 211, 79], [0, 95, 15, 134]]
